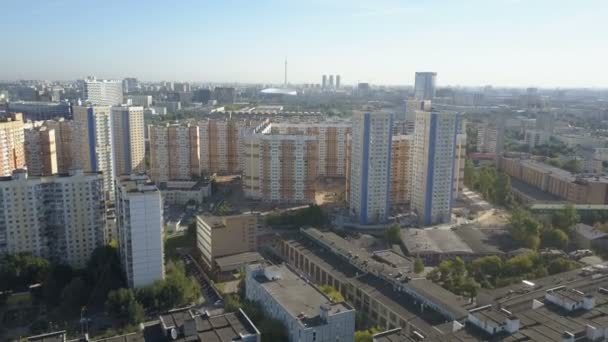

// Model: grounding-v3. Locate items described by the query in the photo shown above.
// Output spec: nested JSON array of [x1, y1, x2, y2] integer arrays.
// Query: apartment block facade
[[84, 77, 124, 106], [196, 213, 259, 271], [0, 113, 25, 177], [43, 119, 76, 173], [24, 123, 57, 176], [412, 111, 459, 226], [0, 170, 106, 268], [116, 175, 165, 288], [73, 105, 116, 200], [148, 123, 200, 183], [199, 119, 245, 175], [390, 134, 413, 208], [498, 156, 608, 204], [259, 135, 318, 203], [111, 106, 145, 175], [270, 122, 350, 177], [349, 112, 393, 224]]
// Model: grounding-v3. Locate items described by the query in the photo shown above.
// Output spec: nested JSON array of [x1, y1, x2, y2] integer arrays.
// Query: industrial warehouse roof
[[400, 226, 504, 256]]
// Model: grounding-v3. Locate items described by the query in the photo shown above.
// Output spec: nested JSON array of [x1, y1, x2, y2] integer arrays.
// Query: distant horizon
[[2, 0, 607, 88], [3, 78, 608, 91]]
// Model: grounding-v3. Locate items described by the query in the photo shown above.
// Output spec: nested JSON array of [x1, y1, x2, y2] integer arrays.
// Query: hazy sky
[[2, 0, 607, 87]]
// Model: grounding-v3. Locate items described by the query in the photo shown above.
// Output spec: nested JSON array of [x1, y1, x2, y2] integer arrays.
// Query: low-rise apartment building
[[245, 263, 355, 342]]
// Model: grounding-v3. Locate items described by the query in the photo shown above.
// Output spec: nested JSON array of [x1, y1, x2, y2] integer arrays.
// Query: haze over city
[[4, 1, 608, 342], [3, 0, 608, 87]]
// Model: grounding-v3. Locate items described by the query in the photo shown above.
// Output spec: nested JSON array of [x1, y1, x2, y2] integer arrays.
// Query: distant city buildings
[[214, 87, 236, 104], [122, 77, 139, 94], [348, 111, 393, 224], [477, 123, 498, 154], [111, 106, 145, 176], [116, 175, 164, 288], [42, 119, 76, 173], [127, 95, 152, 107], [524, 129, 550, 149], [7, 101, 72, 121], [0, 170, 105, 269], [412, 111, 459, 225], [84, 77, 124, 106], [0, 113, 25, 177], [414, 72, 437, 100]]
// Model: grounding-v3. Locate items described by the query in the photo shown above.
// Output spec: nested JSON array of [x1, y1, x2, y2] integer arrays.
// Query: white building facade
[[84, 77, 124, 106], [116, 175, 165, 288]]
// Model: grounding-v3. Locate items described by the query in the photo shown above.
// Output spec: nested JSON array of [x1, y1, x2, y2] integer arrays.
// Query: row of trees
[[463, 161, 513, 206], [104, 261, 201, 327], [509, 205, 579, 250], [265, 204, 328, 228], [429, 253, 578, 292], [0, 246, 125, 315]]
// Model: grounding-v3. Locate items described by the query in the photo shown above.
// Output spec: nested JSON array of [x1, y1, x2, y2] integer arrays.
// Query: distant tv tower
[[284, 57, 288, 86]]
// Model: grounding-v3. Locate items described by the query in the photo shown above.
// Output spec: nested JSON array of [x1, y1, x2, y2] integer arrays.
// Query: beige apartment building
[[148, 123, 200, 183], [390, 135, 413, 208], [43, 119, 76, 173], [0, 169, 106, 269], [199, 119, 246, 175], [111, 106, 145, 175], [196, 213, 259, 270], [24, 123, 57, 176], [0, 113, 25, 177], [259, 135, 318, 203], [270, 122, 350, 177], [499, 155, 608, 204]]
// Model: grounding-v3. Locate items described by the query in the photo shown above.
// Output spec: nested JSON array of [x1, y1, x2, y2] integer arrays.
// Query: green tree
[[355, 328, 381, 342], [547, 158, 561, 168], [477, 166, 496, 199], [562, 159, 582, 173], [139, 261, 201, 311], [494, 172, 513, 206], [86, 246, 125, 304], [60, 277, 88, 313], [503, 252, 537, 277], [319, 285, 344, 303], [509, 208, 541, 249], [552, 204, 580, 231], [542, 229, 569, 249], [463, 159, 478, 188], [0, 253, 50, 291], [413, 256, 424, 274], [384, 225, 401, 245], [106, 288, 145, 325], [468, 256, 503, 286], [547, 258, 577, 275]]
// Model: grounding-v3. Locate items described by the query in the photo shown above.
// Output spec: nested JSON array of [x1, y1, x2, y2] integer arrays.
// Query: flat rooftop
[[214, 251, 264, 271], [252, 263, 351, 323]]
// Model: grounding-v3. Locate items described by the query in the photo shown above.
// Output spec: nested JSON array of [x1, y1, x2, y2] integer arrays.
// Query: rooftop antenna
[[284, 57, 288, 86]]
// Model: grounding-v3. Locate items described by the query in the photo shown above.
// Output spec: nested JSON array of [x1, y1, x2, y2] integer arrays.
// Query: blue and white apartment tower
[[412, 110, 459, 226], [349, 111, 394, 224]]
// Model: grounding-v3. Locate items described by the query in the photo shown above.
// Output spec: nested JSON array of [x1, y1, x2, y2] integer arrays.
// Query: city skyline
[[2, 0, 607, 87]]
